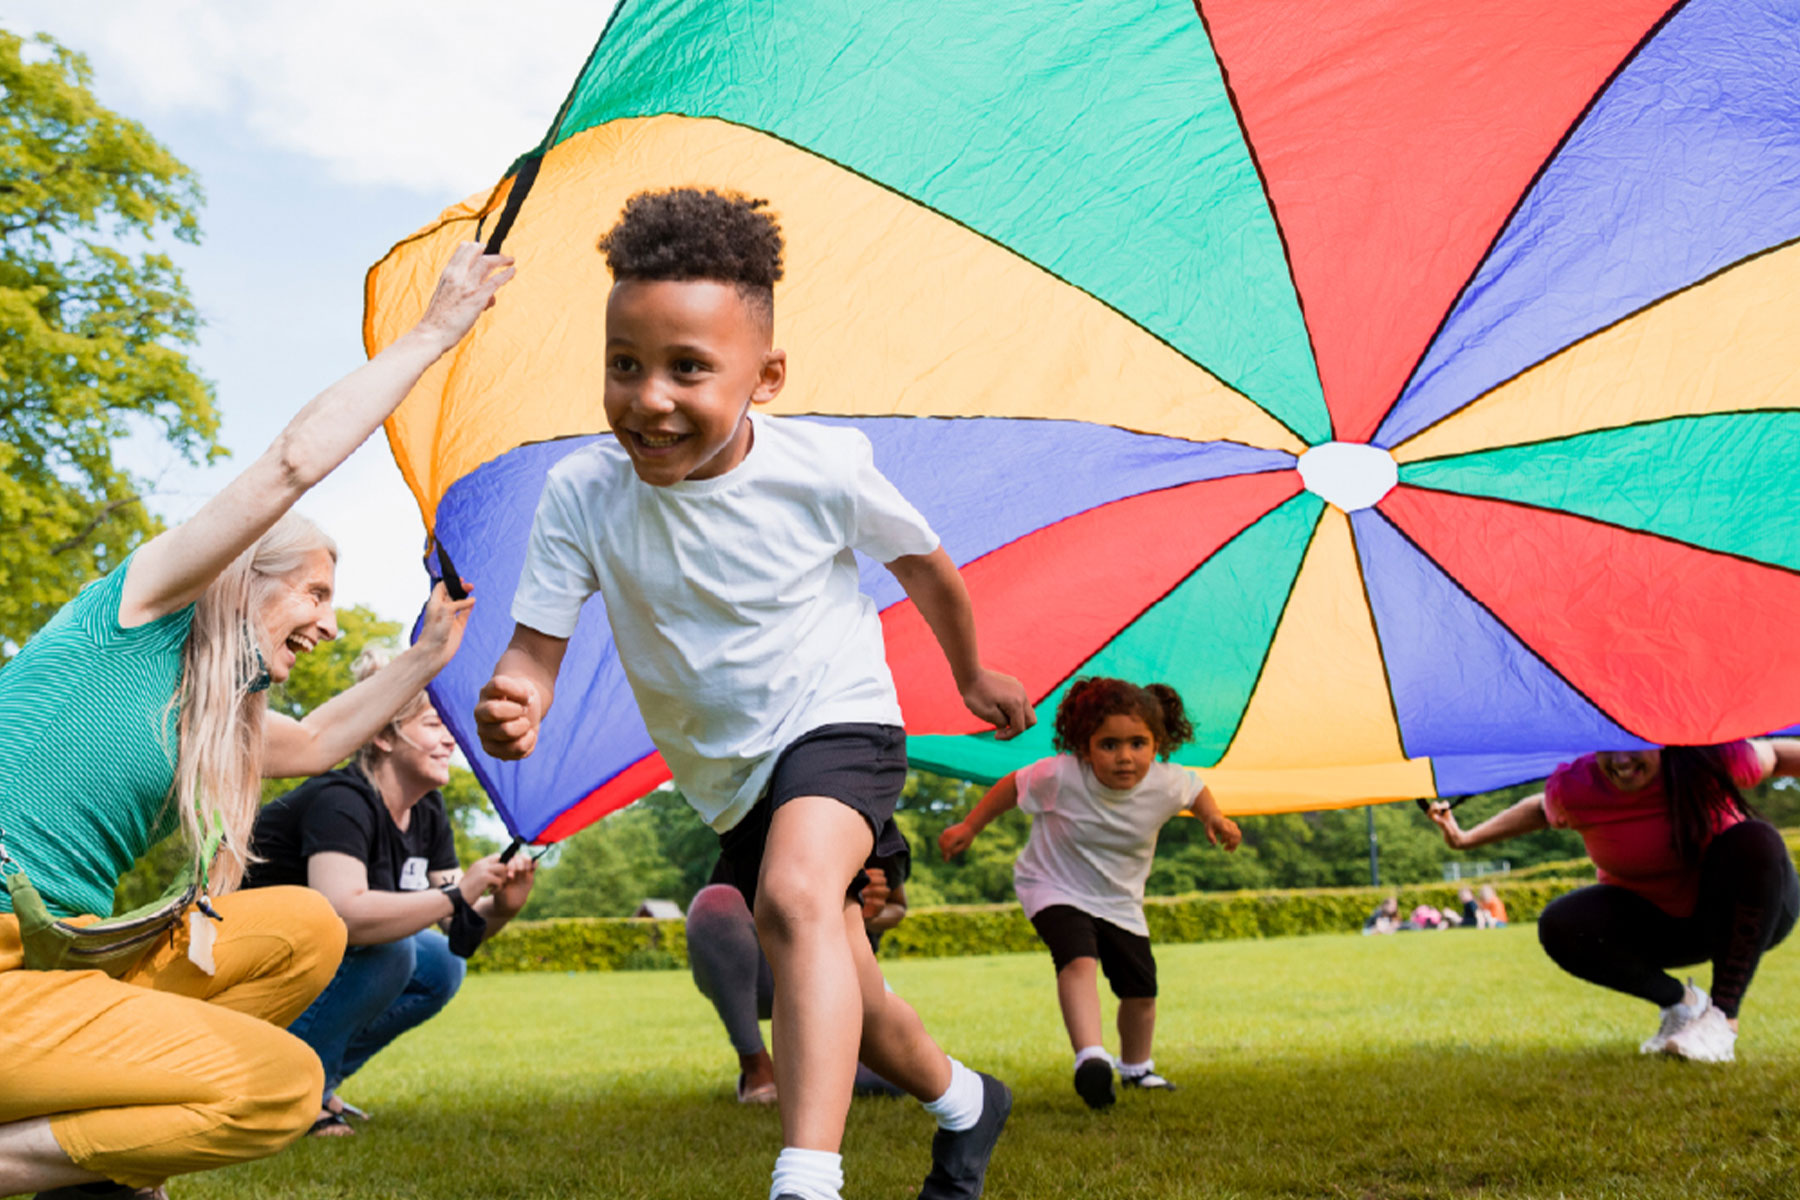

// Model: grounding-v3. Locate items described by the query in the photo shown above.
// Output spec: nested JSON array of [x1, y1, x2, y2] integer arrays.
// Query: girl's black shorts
[[1029, 904, 1158, 998]]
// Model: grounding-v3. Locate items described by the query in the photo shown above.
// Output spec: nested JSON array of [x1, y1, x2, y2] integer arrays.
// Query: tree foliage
[[0, 30, 218, 658]]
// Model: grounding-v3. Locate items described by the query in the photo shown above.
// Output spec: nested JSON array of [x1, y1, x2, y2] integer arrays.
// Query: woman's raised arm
[[119, 244, 513, 627], [1428, 793, 1548, 851]]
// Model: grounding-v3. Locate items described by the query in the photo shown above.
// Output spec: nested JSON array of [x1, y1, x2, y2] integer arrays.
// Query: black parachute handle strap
[[480, 153, 544, 256], [1414, 795, 1473, 813], [426, 537, 469, 602], [473, 0, 630, 255], [499, 837, 563, 867]]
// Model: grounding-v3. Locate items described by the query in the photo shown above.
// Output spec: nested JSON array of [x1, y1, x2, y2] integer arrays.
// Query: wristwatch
[[440, 880, 473, 916]]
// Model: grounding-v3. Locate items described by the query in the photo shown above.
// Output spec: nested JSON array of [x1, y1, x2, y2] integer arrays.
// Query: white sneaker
[[1120, 1070, 1177, 1092], [1663, 1004, 1736, 1063], [1640, 980, 1709, 1054]]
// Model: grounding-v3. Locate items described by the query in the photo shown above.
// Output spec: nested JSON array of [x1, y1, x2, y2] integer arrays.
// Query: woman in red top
[[1428, 740, 1800, 1063]]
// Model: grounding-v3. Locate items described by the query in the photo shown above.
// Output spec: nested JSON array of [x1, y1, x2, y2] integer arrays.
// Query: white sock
[[769, 1147, 843, 1200], [1073, 1045, 1113, 1070], [1118, 1058, 1153, 1078], [921, 1057, 984, 1132]]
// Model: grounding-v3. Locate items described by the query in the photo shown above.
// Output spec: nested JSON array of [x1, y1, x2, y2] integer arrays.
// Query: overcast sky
[[4, 2, 609, 625]]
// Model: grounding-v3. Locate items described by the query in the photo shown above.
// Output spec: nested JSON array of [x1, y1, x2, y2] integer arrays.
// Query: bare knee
[[754, 872, 846, 948]]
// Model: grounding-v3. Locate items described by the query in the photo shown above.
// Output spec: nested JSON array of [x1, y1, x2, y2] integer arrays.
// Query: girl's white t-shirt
[[510, 414, 939, 832], [1011, 755, 1202, 936]]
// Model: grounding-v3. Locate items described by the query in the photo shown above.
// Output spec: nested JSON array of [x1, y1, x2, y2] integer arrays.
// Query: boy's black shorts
[[1029, 904, 1158, 999], [713, 722, 911, 913]]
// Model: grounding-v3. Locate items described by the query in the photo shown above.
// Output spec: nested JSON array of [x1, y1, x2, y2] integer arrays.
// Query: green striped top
[[0, 555, 194, 918]]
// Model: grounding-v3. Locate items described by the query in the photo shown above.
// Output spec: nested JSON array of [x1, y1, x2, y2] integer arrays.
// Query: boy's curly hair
[[597, 187, 784, 324], [1052, 677, 1194, 762]]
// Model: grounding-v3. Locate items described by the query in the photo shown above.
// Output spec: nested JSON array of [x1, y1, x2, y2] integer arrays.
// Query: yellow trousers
[[0, 886, 346, 1189]]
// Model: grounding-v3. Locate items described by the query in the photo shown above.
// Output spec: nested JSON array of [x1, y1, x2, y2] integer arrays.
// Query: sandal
[[326, 1096, 371, 1122], [735, 1071, 778, 1105], [308, 1111, 356, 1138]]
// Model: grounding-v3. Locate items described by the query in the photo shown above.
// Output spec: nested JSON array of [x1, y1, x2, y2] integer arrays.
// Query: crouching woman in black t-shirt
[[246, 651, 535, 1135]]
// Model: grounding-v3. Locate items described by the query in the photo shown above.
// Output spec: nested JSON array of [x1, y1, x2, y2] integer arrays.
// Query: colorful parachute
[[364, 0, 1800, 844]]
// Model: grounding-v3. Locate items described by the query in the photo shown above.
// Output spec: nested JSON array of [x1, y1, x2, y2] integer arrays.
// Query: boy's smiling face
[[603, 278, 785, 486]]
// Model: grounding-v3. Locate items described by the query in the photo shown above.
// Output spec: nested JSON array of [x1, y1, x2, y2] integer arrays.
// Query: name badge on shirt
[[399, 857, 430, 891]]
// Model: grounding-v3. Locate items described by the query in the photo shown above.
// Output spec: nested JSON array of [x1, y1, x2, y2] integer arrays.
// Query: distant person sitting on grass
[[1429, 740, 1800, 1063], [474, 187, 1034, 1200], [1363, 895, 1401, 935], [1405, 903, 1447, 931], [940, 677, 1240, 1110], [687, 857, 909, 1105], [1479, 883, 1508, 926], [246, 651, 536, 1136]]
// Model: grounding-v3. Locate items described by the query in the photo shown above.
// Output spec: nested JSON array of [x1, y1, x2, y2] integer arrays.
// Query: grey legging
[[686, 883, 776, 1054], [685, 882, 898, 1093]]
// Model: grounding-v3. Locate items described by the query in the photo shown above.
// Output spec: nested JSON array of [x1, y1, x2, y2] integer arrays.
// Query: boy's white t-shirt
[[1011, 754, 1202, 936], [511, 413, 940, 833]]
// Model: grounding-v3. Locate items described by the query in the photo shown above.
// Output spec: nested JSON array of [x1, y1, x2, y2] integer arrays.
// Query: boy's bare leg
[[1054, 958, 1106, 1053], [755, 795, 876, 1151], [0, 1117, 108, 1194], [845, 906, 952, 1100], [1117, 997, 1156, 1064]]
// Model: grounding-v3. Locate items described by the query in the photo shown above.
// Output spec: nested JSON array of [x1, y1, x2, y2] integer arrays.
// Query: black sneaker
[[1073, 1058, 1116, 1109], [1119, 1069, 1177, 1092], [917, 1071, 1012, 1199]]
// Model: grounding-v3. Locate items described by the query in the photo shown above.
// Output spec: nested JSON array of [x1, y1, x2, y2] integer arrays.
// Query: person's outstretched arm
[[120, 244, 514, 627], [1428, 794, 1548, 850], [475, 624, 569, 759], [939, 771, 1021, 859], [1749, 738, 1800, 780], [885, 546, 1034, 739], [1185, 784, 1241, 851], [262, 583, 474, 778]]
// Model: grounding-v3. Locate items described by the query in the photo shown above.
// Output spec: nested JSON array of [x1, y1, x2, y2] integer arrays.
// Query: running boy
[[940, 677, 1239, 1109], [474, 188, 1033, 1200]]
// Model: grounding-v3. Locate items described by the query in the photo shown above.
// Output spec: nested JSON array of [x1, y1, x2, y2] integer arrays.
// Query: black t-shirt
[[246, 765, 458, 894]]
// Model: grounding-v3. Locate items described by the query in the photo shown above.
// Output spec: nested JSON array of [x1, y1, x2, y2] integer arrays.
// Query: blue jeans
[[288, 928, 466, 1099]]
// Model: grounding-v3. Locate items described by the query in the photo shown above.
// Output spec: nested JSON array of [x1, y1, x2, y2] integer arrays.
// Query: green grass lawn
[[182, 926, 1800, 1199]]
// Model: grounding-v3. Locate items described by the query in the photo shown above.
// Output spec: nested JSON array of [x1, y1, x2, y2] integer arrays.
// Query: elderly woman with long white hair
[[0, 244, 511, 1200]]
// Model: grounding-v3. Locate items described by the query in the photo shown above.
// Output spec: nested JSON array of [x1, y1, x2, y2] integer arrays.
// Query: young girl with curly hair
[[940, 677, 1240, 1108]]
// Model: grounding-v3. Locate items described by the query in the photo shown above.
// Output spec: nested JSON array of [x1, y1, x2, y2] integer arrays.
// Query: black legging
[[1537, 820, 1799, 1018]]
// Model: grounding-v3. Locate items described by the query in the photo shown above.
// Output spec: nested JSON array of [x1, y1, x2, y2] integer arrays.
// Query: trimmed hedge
[[469, 916, 688, 974], [468, 878, 1588, 973]]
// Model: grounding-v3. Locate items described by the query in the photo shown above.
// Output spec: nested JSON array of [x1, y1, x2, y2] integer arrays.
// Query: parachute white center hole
[[1297, 442, 1398, 512]]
